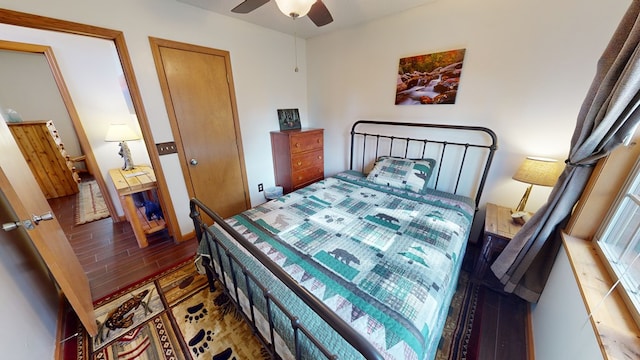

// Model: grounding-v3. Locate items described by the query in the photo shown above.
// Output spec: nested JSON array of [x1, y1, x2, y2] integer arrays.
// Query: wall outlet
[[258, 183, 263, 192]]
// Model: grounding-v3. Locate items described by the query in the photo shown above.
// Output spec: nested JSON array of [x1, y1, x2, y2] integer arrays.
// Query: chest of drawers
[[8, 120, 79, 198], [270, 128, 324, 194]]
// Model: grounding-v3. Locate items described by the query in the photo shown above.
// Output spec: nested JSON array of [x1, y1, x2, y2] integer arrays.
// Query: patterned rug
[[63, 261, 482, 360], [437, 272, 484, 360], [75, 180, 109, 225]]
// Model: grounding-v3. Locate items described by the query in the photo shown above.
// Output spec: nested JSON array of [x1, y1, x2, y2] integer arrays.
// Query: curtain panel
[[491, 0, 640, 302]]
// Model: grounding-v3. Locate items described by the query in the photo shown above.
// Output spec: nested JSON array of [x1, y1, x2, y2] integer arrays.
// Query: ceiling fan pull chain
[[294, 32, 299, 72]]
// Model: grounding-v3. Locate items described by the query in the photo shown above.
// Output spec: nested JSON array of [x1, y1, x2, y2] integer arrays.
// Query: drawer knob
[[295, 143, 300, 148], [297, 161, 302, 166], [318, 155, 322, 160]]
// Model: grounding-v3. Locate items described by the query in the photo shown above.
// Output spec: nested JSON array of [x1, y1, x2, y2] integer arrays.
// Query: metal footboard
[[190, 198, 384, 360]]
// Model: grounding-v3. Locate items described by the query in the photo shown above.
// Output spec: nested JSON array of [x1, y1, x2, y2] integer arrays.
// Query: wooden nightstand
[[474, 203, 528, 280], [108, 165, 166, 248]]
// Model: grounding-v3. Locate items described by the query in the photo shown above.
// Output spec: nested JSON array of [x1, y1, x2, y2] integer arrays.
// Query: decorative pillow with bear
[[366, 157, 437, 193]]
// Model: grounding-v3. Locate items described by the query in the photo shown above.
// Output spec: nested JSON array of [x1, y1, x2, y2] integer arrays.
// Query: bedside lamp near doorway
[[105, 123, 140, 171], [512, 156, 563, 214]]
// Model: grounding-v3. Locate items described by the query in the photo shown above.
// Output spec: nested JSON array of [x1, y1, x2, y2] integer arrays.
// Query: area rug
[[436, 272, 484, 360], [63, 261, 482, 360], [75, 180, 109, 225]]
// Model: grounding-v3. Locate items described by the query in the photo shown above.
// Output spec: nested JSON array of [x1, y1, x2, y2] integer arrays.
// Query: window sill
[[562, 232, 640, 359]]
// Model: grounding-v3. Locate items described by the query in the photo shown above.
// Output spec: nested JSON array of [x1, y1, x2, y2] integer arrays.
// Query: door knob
[[190, 159, 198, 166], [2, 211, 54, 231], [32, 212, 54, 224]]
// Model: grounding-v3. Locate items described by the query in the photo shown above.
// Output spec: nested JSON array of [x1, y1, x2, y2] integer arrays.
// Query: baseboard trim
[[54, 293, 65, 360], [55, 293, 88, 360], [526, 302, 535, 360]]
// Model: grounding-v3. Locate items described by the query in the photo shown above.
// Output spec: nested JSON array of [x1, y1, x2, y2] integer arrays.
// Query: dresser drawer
[[290, 131, 323, 154], [292, 165, 324, 189], [291, 149, 323, 170]]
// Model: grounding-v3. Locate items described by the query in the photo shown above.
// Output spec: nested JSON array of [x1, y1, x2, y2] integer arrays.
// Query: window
[[594, 156, 640, 327]]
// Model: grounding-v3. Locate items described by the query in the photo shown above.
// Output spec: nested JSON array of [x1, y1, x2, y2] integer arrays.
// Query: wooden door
[[150, 38, 250, 219], [0, 119, 97, 336]]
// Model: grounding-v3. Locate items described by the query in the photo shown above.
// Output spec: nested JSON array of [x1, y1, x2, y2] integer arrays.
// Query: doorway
[[0, 8, 179, 241], [150, 38, 250, 219], [0, 40, 116, 217], [0, 9, 192, 325]]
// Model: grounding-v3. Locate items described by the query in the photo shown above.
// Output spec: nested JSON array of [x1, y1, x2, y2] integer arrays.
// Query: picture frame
[[277, 108, 301, 131], [395, 48, 466, 105]]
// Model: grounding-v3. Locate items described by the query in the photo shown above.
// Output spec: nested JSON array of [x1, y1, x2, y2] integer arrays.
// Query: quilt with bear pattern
[[197, 171, 475, 360]]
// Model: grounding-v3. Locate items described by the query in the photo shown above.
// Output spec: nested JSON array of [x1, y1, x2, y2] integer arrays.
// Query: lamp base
[[118, 141, 135, 171], [511, 211, 529, 225], [515, 184, 533, 213]]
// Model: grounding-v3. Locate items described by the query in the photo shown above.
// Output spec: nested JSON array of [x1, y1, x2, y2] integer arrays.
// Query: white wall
[[533, 247, 602, 360], [0, 50, 82, 157], [0, 0, 309, 234], [307, 0, 630, 212]]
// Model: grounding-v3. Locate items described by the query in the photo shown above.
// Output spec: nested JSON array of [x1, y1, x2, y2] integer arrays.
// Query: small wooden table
[[474, 203, 529, 280], [108, 165, 165, 248]]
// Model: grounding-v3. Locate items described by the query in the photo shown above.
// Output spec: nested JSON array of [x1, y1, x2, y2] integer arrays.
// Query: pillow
[[366, 157, 437, 193]]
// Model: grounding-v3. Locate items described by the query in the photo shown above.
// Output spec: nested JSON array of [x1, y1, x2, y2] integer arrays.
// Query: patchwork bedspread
[[198, 171, 475, 360]]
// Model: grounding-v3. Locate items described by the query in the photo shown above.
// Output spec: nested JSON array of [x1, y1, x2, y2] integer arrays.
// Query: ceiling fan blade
[[307, 0, 333, 27], [231, 0, 270, 14]]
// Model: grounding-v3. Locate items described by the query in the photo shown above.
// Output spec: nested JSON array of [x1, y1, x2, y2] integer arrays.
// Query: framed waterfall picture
[[277, 108, 301, 131], [395, 48, 466, 105]]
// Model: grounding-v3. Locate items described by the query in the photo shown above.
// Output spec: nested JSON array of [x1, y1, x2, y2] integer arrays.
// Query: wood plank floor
[[463, 243, 530, 360], [48, 183, 198, 301], [51, 182, 529, 359], [478, 286, 529, 359]]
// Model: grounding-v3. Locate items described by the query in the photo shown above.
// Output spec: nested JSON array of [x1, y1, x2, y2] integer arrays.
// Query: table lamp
[[512, 156, 563, 213], [105, 123, 140, 171]]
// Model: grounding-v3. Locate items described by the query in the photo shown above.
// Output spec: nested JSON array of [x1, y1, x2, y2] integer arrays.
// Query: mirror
[[0, 8, 174, 237]]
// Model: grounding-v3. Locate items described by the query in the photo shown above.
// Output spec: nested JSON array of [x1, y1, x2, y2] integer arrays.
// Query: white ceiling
[[176, 0, 438, 39]]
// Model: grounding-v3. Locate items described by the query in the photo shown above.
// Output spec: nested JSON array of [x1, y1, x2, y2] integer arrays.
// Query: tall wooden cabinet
[[271, 128, 324, 194], [8, 120, 79, 199]]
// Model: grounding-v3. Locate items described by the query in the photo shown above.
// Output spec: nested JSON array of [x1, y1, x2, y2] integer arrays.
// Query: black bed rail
[[190, 198, 384, 360], [350, 120, 498, 209]]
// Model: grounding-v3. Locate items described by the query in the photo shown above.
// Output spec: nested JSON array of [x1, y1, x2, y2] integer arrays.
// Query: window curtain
[[491, 0, 640, 303]]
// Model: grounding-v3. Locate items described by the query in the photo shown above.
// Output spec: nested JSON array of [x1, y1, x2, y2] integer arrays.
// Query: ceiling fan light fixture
[[274, 0, 315, 18]]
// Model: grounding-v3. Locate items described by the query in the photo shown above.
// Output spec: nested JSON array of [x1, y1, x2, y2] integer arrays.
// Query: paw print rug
[[86, 260, 266, 360]]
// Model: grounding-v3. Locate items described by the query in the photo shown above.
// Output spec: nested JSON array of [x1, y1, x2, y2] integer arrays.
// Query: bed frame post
[[189, 200, 216, 292]]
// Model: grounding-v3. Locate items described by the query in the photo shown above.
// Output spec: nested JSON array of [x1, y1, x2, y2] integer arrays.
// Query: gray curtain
[[491, 0, 640, 303]]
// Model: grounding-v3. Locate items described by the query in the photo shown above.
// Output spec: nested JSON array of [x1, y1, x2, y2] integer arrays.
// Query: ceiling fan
[[231, 0, 334, 27]]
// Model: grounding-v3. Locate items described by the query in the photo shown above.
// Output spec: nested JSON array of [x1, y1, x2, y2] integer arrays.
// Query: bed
[[191, 120, 497, 360]]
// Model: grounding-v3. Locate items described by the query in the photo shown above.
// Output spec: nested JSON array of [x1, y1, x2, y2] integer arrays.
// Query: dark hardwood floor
[[477, 286, 529, 359], [51, 181, 528, 359], [48, 182, 198, 301], [463, 243, 530, 360]]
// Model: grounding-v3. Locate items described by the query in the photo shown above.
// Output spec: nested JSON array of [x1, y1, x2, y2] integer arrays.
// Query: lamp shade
[[512, 157, 563, 187], [274, 0, 315, 18], [104, 123, 140, 142]]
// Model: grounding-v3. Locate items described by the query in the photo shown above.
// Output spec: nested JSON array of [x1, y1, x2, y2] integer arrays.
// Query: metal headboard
[[350, 120, 498, 209]]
